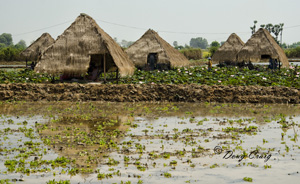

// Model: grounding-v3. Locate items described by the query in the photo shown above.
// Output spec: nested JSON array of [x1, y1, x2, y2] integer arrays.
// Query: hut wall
[[126, 36, 169, 69]]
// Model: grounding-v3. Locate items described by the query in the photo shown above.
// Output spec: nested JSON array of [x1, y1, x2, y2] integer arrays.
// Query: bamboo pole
[[103, 53, 106, 83], [116, 68, 119, 84]]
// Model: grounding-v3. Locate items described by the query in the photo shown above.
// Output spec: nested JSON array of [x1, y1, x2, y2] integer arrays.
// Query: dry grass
[[21, 33, 55, 61], [35, 13, 135, 77], [125, 29, 190, 69], [212, 33, 244, 64], [237, 28, 289, 67]]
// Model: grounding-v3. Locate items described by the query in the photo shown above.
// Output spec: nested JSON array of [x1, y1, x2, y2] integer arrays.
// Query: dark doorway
[[261, 55, 271, 59], [147, 53, 158, 70], [88, 53, 118, 82], [87, 54, 103, 81]]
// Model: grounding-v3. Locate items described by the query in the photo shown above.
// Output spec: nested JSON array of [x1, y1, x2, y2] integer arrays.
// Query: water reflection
[[0, 102, 299, 183]]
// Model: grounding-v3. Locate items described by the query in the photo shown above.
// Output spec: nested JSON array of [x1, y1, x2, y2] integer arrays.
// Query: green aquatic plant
[[243, 177, 253, 182], [163, 172, 172, 178]]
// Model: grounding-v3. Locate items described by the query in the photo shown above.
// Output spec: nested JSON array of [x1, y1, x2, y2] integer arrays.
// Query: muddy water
[[0, 102, 299, 183]]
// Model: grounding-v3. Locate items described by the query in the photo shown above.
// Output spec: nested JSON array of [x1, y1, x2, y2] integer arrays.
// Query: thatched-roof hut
[[212, 33, 244, 63], [35, 13, 135, 77], [125, 29, 189, 70], [237, 28, 289, 67], [20, 33, 55, 61]]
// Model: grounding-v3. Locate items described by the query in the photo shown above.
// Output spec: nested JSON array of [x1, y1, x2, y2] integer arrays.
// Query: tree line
[[0, 33, 27, 61]]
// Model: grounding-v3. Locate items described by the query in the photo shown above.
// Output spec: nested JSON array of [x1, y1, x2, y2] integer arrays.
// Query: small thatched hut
[[125, 29, 190, 70], [20, 33, 55, 61], [212, 33, 244, 63], [35, 13, 135, 78], [237, 28, 289, 67]]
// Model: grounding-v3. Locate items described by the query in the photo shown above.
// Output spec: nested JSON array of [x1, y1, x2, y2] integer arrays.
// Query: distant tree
[[175, 45, 184, 50], [255, 22, 284, 44], [209, 41, 220, 57], [289, 42, 300, 48], [173, 41, 178, 47], [272, 25, 281, 42], [265, 24, 273, 33], [0, 43, 5, 49], [120, 40, 133, 48], [15, 40, 26, 49], [220, 41, 225, 46], [279, 23, 284, 44], [0, 33, 13, 46], [189, 37, 208, 49], [210, 41, 220, 47], [209, 46, 218, 57], [280, 43, 287, 49], [250, 20, 258, 35]]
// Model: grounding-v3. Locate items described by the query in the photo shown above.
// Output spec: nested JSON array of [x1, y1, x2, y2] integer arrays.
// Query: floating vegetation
[[0, 102, 299, 183]]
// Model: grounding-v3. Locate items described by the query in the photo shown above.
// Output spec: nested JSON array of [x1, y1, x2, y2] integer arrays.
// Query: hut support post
[[116, 68, 119, 84], [104, 53, 106, 83]]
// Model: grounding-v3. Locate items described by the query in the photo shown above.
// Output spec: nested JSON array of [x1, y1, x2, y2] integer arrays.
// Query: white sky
[[1, 0, 300, 47]]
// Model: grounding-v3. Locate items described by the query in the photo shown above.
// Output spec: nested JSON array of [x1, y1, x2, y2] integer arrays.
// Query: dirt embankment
[[0, 83, 299, 103]]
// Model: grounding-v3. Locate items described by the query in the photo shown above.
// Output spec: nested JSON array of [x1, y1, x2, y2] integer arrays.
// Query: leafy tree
[[209, 47, 219, 57], [285, 46, 300, 58], [254, 22, 284, 43], [175, 45, 184, 50], [288, 42, 300, 48], [265, 24, 273, 33], [173, 41, 178, 47], [120, 40, 133, 48], [15, 40, 27, 49], [189, 37, 208, 49], [0, 43, 6, 49], [280, 43, 287, 49], [272, 25, 281, 42], [0, 33, 13, 46], [250, 20, 258, 35], [184, 44, 191, 49], [0, 33, 26, 61], [210, 41, 220, 47]]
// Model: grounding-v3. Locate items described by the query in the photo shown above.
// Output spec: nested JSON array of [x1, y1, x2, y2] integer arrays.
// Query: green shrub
[[209, 46, 219, 57], [180, 48, 202, 60], [285, 46, 300, 58]]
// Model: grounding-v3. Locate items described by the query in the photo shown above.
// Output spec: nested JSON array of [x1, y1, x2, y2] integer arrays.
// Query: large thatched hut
[[237, 28, 289, 67], [35, 13, 135, 78], [125, 29, 190, 70], [20, 33, 55, 61], [212, 33, 244, 63]]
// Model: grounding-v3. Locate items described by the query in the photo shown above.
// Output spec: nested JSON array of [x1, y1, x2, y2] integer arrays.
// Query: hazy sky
[[1, 0, 300, 47]]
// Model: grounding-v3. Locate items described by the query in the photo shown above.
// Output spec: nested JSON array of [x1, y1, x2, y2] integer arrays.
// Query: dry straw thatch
[[237, 28, 289, 67], [20, 33, 55, 61], [125, 29, 190, 69], [212, 33, 244, 63], [35, 13, 135, 77]]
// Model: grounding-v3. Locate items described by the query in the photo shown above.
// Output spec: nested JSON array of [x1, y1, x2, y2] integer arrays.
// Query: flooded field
[[0, 102, 299, 183]]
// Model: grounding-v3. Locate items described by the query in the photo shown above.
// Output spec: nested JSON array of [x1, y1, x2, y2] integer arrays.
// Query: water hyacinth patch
[[1, 65, 300, 88], [117, 65, 300, 88], [0, 69, 57, 83]]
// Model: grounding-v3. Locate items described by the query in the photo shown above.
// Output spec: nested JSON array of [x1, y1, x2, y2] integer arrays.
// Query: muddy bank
[[0, 83, 299, 103]]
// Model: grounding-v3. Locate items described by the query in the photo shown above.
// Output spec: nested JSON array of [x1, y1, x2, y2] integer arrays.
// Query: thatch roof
[[212, 33, 244, 63], [125, 29, 190, 68], [20, 33, 55, 61], [35, 13, 135, 77], [237, 28, 289, 67]]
